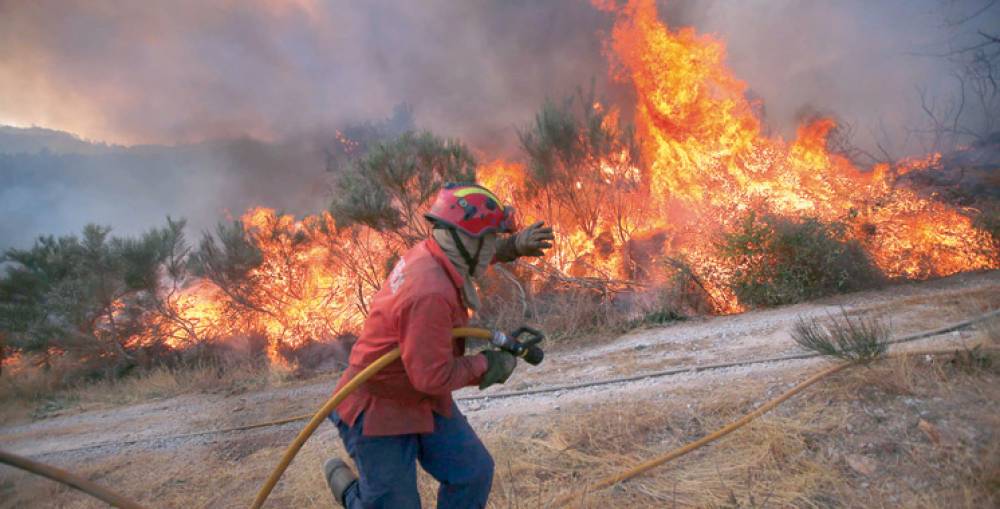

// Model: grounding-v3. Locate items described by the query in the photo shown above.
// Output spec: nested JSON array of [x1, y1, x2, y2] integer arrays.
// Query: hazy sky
[[1, 0, 995, 153]]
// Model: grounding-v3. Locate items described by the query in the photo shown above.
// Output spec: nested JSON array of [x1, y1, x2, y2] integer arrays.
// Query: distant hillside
[[0, 126, 331, 251], [0, 126, 121, 155]]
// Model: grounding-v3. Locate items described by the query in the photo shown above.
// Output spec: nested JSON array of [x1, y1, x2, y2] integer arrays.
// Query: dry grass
[[490, 345, 999, 508], [0, 361, 271, 425], [839, 283, 999, 338], [477, 388, 851, 508]]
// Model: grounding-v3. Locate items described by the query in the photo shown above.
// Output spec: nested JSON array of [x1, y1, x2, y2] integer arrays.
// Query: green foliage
[[189, 220, 263, 304], [792, 311, 889, 362], [0, 218, 189, 378], [719, 211, 882, 307], [329, 130, 477, 244], [519, 85, 642, 239]]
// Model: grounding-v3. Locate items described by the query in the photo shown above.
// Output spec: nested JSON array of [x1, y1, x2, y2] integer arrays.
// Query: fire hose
[[1, 313, 997, 508]]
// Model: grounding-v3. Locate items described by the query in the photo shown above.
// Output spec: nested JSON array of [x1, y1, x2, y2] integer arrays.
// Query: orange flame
[[141, 0, 995, 365]]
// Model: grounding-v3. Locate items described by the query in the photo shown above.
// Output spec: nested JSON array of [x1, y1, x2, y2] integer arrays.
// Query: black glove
[[479, 350, 517, 390], [514, 221, 554, 257]]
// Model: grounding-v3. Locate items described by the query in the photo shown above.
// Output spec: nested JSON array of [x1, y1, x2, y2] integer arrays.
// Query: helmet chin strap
[[448, 228, 484, 277]]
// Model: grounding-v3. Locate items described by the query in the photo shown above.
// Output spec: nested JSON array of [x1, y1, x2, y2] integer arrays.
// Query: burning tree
[[189, 220, 265, 319], [486, 0, 997, 313], [519, 86, 643, 242], [149, 131, 483, 367]]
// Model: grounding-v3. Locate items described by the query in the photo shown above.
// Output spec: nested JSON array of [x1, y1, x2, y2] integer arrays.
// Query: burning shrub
[[719, 211, 883, 308], [177, 333, 269, 370], [660, 257, 718, 316], [518, 86, 644, 242], [276, 334, 355, 373], [188, 208, 377, 365], [189, 219, 265, 316], [0, 218, 196, 381]]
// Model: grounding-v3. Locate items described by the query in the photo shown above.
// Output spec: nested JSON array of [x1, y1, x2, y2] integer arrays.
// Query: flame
[[130, 0, 995, 366], [487, 0, 994, 309], [128, 208, 383, 366]]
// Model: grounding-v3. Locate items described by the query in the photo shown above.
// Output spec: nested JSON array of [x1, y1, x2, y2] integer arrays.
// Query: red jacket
[[333, 237, 488, 436]]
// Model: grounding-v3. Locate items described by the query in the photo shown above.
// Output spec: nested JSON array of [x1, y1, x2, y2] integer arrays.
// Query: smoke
[[3, 0, 992, 149], [0, 0, 615, 250], [688, 0, 999, 157], [0, 0, 614, 152], [1, 0, 996, 250]]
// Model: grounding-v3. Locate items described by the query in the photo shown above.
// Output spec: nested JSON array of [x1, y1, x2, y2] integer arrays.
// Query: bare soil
[[1, 270, 998, 508]]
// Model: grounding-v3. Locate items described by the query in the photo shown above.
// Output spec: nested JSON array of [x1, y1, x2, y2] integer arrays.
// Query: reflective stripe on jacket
[[333, 237, 489, 436]]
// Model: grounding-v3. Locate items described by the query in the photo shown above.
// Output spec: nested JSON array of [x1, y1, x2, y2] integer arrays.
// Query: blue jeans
[[329, 404, 494, 509]]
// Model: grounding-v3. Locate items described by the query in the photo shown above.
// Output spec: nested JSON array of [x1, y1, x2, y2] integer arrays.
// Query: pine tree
[[0, 218, 191, 378], [329, 130, 477, 246]]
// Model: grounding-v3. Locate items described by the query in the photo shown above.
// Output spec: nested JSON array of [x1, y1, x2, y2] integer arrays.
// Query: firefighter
[[324, 183, 554, 508]]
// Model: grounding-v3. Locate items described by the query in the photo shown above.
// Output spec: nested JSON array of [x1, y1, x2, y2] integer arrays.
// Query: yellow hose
[[249, 327, 493, 508], [550, 345, 1000, 507]]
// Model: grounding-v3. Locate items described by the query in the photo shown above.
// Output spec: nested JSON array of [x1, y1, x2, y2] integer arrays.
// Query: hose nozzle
[[489, 326, 545, 365]]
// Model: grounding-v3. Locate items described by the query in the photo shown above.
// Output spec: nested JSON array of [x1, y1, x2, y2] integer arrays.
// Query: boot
[[324, 457, 358, 507]]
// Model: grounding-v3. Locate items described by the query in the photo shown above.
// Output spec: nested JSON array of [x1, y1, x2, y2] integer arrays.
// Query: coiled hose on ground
[[1, 316, 997, 508]]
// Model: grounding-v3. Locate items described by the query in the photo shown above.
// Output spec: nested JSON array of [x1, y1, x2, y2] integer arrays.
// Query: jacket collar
[[425, 237, 466, 291]]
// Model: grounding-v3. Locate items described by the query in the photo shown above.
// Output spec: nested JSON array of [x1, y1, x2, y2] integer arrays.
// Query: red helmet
[[424, 183, 517, 237]]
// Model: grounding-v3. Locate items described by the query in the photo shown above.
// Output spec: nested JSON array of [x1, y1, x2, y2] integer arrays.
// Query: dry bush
[[529, 288, 631, 340], [477, 268, 634, 341]]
